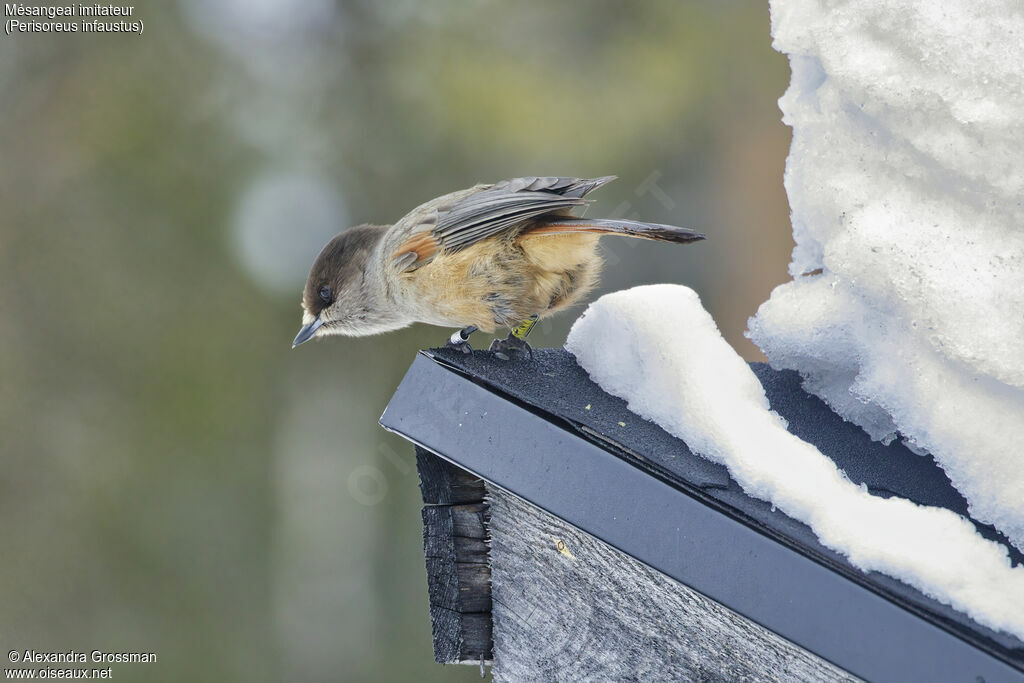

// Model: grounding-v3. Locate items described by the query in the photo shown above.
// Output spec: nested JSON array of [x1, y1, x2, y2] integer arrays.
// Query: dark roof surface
[[381, 347, 1024, 680]]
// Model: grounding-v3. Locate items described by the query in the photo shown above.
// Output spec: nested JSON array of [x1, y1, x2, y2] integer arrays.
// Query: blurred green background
[[0, 1, 790, 680]]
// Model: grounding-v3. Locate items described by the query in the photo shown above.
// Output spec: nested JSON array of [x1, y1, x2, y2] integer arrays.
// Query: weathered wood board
[[486, 487, 860, 682]]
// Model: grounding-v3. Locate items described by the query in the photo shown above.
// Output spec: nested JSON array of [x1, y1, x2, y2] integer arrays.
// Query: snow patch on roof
[[566, 285, 1024, 639]]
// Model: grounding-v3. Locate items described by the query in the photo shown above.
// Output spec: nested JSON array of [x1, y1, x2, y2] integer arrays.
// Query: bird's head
[[292, 224, 391, 347]]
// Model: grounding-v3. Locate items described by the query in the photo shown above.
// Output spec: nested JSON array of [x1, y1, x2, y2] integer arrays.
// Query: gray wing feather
[[433, 176, 616, 253], [392, 251, 419, 271]]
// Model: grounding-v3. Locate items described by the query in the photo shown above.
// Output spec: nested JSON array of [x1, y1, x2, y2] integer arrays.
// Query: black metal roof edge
[[420, 350, 1024, 659], [423, 351, 886, 589], [380, 352, 1024, 681]]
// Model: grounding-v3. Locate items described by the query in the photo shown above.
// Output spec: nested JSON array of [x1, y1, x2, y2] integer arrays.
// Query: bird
[[292, 175, 704, 358]]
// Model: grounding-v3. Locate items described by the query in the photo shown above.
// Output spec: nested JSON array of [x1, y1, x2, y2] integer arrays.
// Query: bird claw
[[447, 339, 473, 354], [488, 335, 533, 361]]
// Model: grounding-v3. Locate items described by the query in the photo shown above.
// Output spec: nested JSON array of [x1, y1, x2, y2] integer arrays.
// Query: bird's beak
[[292, 316, 324, 348]]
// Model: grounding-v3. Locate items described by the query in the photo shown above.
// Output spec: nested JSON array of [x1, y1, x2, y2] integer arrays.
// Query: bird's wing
[[391, 176, 615, 271]]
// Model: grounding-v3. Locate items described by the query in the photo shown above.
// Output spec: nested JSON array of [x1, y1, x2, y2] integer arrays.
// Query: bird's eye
[[318, 285, 332, 303]]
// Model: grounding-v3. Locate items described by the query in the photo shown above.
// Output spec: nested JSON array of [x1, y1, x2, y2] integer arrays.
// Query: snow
[[565, 285, 1024, 640], [747, 0, 1024, 550]]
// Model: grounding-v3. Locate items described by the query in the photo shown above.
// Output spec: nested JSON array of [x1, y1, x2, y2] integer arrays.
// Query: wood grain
[[487, 487, 859, 682]]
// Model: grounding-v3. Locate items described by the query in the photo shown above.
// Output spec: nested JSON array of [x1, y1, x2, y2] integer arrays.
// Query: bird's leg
[[489, 315, 538, 361], [446, 325, 478, 354]]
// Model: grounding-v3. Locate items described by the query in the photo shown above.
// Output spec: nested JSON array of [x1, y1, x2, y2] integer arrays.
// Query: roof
[[380, 347, 1024, 682]]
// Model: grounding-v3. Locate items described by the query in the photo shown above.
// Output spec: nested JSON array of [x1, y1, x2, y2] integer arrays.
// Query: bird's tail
[[527, 217, 705, 244]]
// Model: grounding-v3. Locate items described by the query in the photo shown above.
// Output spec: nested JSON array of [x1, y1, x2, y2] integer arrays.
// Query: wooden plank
[[486, 486, 860, 682], [416, 447, 493, 664], [417, 446, 487, 505]]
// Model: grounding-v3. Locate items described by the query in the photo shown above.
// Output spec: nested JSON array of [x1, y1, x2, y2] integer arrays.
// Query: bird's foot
[[446, 326, 477, 354], [488, 334, 534, 361]]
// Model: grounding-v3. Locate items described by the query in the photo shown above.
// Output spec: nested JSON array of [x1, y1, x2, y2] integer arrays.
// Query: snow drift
[[563, 0, 1024, 644], [747, 0, 1024, 550]]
